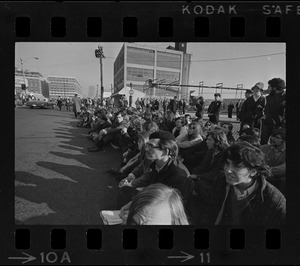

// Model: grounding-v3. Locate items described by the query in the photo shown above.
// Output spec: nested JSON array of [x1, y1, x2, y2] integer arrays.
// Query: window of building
[[127, 67, 154, 82], [127, 46, 155, 66], [156, 70, 180, 83], [157, 51, 181, 69]]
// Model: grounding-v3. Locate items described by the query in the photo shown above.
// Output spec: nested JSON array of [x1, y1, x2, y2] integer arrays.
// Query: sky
[[15, 42, 285, 99]]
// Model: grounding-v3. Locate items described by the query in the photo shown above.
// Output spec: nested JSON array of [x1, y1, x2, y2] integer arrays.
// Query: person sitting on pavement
[[177, 121, 204, 150], [120, 183, 189, 225], [87, 111, 129, 152], [117, 131, 194, 217], [163, 110, 176, 132], [142, 121, 159, 134], [183, 114, 192, 128], [240, 127, 260, 138], [172, 117, 188, 142], [206, 141, 286, 225], [107, 131, 152, 180], [220, 122, 235, 145], [261, 127, 286, 195], [120, 115, 147, 165], [143, 110, 152, 122], [236, 134, 261, 149], [191, 129, 229, 200], [87, 109, 111, 136], [87, 115, 112, 141]]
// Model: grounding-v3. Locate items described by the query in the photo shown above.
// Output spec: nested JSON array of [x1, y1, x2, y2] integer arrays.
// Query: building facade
[[15, 68, 43, 97], [47, 76, 83, 99], [113, 43, 191, 100]]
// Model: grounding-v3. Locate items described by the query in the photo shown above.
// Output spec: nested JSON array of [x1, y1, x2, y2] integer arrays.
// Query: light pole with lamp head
[[129, 83, 134, 107], [19, 56, 39, 86], [17, 56, 39, 103]]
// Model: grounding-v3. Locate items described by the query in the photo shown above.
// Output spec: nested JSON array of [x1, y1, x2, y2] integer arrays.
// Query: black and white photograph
[[15, 42, 286, 226]]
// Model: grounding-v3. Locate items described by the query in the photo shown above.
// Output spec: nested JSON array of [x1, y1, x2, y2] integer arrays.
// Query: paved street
[[15, 107, 123, 225]]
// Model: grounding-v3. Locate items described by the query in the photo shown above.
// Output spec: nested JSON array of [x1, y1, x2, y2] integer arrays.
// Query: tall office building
[[47, 76, 83, 99], [113, 43, 191, 99]]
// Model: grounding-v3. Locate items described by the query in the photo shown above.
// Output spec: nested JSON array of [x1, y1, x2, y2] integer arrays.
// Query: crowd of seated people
[[74, 78, 286, 226]]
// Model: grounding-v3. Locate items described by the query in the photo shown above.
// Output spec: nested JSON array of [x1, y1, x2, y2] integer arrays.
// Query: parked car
[[26, 99, 56, 109]]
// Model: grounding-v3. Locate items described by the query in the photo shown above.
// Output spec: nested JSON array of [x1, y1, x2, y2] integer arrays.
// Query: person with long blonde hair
[[123, 183, 189, 225]]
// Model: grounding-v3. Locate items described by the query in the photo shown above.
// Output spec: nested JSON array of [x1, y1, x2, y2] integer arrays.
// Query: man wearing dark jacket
[[205, 142, 286, 225], [207, 93, 222, 124], [260, 78, 286, 145], [117, 131, 194, 214], [168, 96, 178, 114], [239, 82, 266, 131], [88, 111, 129, 152]]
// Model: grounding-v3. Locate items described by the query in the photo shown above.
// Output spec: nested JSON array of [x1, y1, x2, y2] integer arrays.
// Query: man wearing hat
[[260, 78, 286, 145], [239, 82, 266, 133], [261, 127, 286, 194], [207, 93, 222, 124], [117, 131, 194, 214]]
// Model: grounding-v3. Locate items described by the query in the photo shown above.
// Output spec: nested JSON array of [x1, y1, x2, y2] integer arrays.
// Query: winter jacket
[[207, 173, 286, 225], [131, 159, 194, 205], [239, 96, 266, 128]]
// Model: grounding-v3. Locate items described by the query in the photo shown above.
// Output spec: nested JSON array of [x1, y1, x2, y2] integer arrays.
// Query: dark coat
[[207, 100, 222, 123], [263, 91, 285, 127], [193, 149, 225, 179], [207, 173, 286, 225], [239, 96, 266, 128], [169, 99, 178, 113], [132, 160, 194, 206], [196, 101, 205, 119]]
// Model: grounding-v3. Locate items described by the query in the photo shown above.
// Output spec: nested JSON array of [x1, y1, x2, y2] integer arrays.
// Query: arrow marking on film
[[168, 251, 194, 262], [8, 252, 36, 264]]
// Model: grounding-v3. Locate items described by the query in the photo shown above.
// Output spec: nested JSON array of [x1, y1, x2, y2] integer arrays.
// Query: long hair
[[207, 130, 229, 151], [126, 183, 189, 225], [138, 131, 151, 157], [222, 141, 271, 179]]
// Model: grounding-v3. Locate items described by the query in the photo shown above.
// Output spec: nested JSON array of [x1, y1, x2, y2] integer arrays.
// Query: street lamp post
[[19, 56, 39, 86], [17, 57, 39, 103], [129, 83, 134, 107], [95, 45, 105, 106]]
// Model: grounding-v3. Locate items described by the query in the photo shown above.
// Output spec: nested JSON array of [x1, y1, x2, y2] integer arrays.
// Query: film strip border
[[1, 1, 300, 265], [15, 16, 281, 39], [4, 227, 284, 264], [14, 228, 281, 250], [2, 2, 296, 40]]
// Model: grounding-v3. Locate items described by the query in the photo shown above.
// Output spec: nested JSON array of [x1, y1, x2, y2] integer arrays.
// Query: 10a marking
[[40, 252, 71, 264]]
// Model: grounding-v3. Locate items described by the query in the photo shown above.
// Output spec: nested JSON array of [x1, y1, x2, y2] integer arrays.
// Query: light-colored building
[[47, 76, 83, 99], [113, 43, 191, 100]]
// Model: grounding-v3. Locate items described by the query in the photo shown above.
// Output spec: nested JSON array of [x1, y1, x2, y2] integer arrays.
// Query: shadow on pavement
[[15, 117, 123, 225]]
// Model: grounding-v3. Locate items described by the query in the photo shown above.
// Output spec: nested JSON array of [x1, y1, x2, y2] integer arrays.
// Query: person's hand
[[100, 129, 107, 135], [190, 174, 198, 180], [121, 127, 128, 135], [119, 177, 132, 188], [119, 202, 132, 223]]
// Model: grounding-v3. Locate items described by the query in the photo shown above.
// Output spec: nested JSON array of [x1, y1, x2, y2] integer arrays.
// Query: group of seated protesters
[[76, 104, 286, 226]]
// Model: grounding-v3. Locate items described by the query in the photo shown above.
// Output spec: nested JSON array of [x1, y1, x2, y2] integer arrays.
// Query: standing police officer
[[207, 93, 222, 124]]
